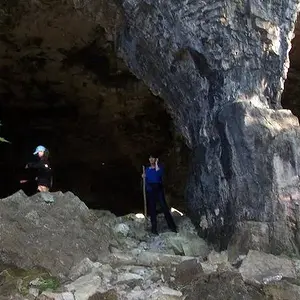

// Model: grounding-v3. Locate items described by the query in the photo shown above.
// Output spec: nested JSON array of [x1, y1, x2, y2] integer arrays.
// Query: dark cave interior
[[0, 2, 299, 215], [0, 1, 190, 215]]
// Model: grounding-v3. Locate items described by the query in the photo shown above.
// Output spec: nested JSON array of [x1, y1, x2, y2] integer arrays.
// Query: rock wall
[[76, 0, 300, 254]]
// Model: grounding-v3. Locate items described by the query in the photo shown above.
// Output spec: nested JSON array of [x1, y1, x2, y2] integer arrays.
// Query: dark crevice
[[215, 119, 233, 181], [187, 47, 213, 78]]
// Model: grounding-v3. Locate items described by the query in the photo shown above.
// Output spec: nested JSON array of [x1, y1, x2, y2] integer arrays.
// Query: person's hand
[[155, 158, 159, 165], [141, 173, 146, 178]]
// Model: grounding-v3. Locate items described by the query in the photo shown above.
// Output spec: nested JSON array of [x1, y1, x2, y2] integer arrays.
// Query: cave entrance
[[282, 15, 300, 116], [0, 2, 189, 215]]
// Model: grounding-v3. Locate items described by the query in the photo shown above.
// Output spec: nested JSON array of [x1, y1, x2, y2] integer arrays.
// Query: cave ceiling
[[0, 0, 175, 166]]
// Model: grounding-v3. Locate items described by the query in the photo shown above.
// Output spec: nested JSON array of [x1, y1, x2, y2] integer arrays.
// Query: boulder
[[207, 250, 234, 272], [68, 258, 98, 281], [239, 250, 297, 284], [38, 292, 75, 300], [263, 280, 300, 300], [0, 191, 114, 277], [148, 286, 182, 300], [65, 273, 104, 300], [88, 290, 118, 300], [113, 223, 130, 237], [227, 221, 271, 261], [162, 233, 210, 258], [182, 271, 264, 300], [115, 272, 143, 288], [174, 259, 203, 286]]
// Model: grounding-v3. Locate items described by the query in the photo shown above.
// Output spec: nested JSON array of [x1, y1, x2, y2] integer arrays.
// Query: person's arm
[[26, 160, 44, 169], [155, 159, 164, 176], [155, 160, 164, 182], [155, 158, 160, 171], [27, 159, 51, 170]]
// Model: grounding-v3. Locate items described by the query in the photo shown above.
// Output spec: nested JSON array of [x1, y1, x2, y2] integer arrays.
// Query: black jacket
[[27, 158, 53, 188]]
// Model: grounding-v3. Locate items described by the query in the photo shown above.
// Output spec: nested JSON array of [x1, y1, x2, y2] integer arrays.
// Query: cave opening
[[282, 16, 300, 117], [0, 2, 189, 215]]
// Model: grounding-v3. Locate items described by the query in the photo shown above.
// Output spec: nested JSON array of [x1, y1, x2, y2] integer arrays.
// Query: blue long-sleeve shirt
[[145, 166, 163, 186]]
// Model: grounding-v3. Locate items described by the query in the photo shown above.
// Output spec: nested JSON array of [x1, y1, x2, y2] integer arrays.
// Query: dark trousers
[[146, 183, 176, 231]]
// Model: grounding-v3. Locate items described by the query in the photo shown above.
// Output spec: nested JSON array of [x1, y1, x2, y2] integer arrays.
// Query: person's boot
[[168, 223, 177, 233], [170, 227, 177, 233], [151, 227, 158, 235]]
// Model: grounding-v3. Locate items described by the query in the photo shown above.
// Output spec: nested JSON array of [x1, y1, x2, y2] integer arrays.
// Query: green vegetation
[[0, 265, 60, 296], [0, 121, 9, 143], [0, 137, 9, 142], [34, 277, 60, 292]]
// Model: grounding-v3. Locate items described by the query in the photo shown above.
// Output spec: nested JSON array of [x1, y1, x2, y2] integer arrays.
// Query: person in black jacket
[[21, 145, 53, 192]]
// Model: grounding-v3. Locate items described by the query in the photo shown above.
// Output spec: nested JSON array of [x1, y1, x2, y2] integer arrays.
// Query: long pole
[[142, 165, 147, 220]]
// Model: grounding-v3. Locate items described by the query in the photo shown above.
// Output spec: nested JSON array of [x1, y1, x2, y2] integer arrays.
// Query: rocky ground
[[1, 191, 300, 299]]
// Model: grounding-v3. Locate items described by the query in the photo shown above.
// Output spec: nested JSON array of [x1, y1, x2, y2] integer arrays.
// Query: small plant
[[35, 277, 60, 292], [0, 266, 60, 296], [0, 137, 9, 142], [0, 121, 10, 143]]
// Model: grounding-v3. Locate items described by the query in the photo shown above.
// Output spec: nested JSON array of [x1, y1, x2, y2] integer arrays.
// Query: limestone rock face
[[0, 191, 113, 277], [74, 0, 300, 254]]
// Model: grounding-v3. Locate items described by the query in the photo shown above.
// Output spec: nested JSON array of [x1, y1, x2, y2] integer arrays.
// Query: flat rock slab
[[263, 280, 300, 300], [239, 250, 297, 284], [38, 292, 75, 300], [182, 271, 264, 300]]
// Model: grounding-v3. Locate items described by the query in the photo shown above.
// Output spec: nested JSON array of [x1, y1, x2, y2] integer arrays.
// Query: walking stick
[[142, 165, 147, 225]]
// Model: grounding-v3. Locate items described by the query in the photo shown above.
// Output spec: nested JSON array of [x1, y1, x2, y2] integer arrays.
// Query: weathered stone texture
[[77, 0, 300, 254], [0, 191, 113, 277], [2, 0, 300, 255]]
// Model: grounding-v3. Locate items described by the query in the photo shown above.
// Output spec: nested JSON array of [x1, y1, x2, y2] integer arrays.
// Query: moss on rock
[[0, 265, 60, 297]]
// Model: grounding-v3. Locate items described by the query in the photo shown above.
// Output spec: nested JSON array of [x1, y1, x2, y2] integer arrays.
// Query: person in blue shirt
[[143, 155, 177, 235]]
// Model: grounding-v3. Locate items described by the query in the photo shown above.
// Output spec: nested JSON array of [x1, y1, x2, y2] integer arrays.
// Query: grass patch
[[34, 277, 60, 292], [0, 265, 60, 296]]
